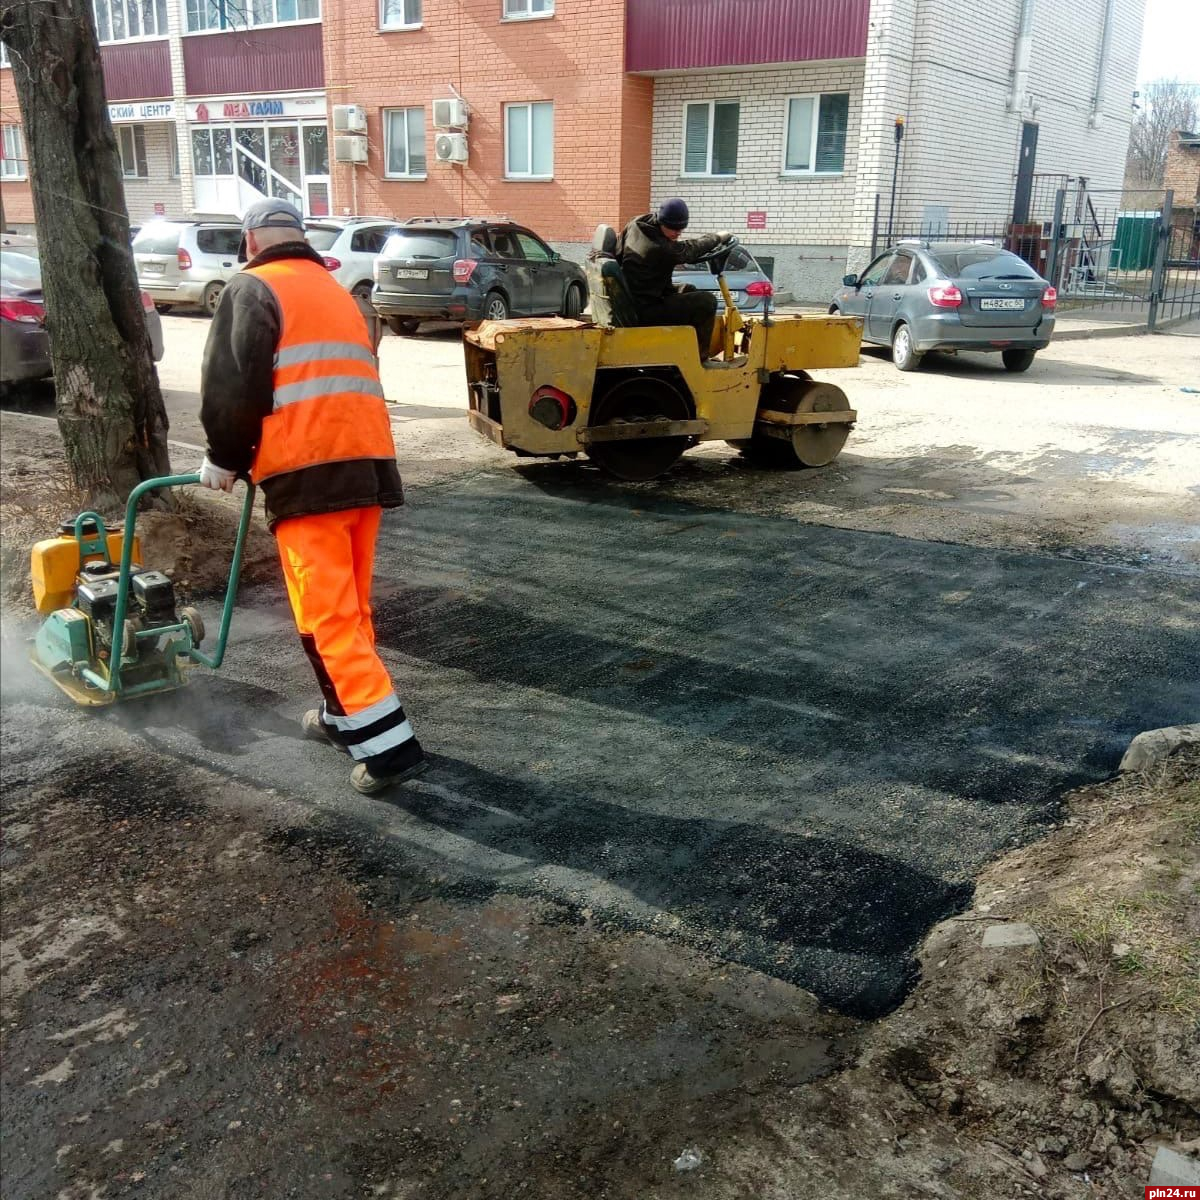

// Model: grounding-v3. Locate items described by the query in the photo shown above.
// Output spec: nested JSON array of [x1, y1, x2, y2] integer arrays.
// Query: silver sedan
[[832, 241, 1056, 373]]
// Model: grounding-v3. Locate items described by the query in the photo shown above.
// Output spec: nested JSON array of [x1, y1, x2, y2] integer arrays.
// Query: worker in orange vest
[[197, 198, 426, 794]]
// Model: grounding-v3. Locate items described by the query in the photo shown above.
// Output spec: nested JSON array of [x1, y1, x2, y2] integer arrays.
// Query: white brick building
[[633, 0, 1146, 300]]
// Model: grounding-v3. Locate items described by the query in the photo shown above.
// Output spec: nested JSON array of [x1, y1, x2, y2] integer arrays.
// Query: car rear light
[[928, 284, 963, 308], [140, 290, 155, 312], [0, 298, 44, 324], [1041, 285, 1057, 310], [745, 280, 774, 298], [453, 259, 477, 284], [322, 256, 341, 271], [177, 248, 192, 270]]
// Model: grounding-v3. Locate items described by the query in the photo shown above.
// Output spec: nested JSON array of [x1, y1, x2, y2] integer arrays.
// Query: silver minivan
[[133, 219, 243, 316]]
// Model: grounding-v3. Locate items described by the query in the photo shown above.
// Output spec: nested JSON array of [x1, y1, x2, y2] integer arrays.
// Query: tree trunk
[[0, 1, 171, 512]]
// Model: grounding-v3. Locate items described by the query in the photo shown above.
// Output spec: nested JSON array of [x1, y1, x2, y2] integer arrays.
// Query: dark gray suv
[[832, 241, 1057, 372], [371, 218, 587, 334]]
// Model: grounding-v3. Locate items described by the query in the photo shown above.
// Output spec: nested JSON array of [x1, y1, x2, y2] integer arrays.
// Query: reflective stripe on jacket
[[246, 256, 397, 485]]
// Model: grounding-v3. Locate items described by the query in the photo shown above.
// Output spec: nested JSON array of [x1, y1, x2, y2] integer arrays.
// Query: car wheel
[[154, 303, 173, 315], [388, 317, 420, 336], [201, 282, 224, 317], [1002, 348, 1036, 373], [891, 322, 922, 372], [562, 282, 586, 319], [352, 281, 373, 303], [483, 291, 510, 322], [829, 305, 840, 315]]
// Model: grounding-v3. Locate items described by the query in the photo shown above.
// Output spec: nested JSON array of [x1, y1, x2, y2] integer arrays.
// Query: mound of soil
[[0, 414, 278, 614]]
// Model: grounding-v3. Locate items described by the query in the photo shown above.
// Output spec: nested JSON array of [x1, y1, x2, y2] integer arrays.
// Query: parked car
[[305, 216, 398, 303], [133, 218, 243, 316], [831, 241, 1056, 372], [673, 241, 775, 314], [372, 217, 587, 334], [1, 248, 164, 391]]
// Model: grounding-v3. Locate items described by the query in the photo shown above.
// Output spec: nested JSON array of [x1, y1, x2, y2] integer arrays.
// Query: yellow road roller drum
[[463, 227, 863, 482]]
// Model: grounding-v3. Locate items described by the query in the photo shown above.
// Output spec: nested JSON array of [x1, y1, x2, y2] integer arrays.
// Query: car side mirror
[[550, 251, 561, 264], [842, 273, 860, 288]]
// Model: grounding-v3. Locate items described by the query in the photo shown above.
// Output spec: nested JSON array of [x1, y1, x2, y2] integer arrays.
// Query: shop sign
[[188, 94, 326, 122], [109, 101, 176, 123]]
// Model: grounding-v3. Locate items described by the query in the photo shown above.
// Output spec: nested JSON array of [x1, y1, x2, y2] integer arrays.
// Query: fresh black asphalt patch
[[8, 470, 1198, 1017]]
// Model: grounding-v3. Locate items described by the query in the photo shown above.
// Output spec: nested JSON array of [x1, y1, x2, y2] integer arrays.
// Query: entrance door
[[302, 124, 330, 218], [1012, 122, 1039, 223]]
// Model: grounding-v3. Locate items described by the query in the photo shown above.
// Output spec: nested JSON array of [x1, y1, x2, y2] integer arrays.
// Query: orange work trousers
[[274, 505, 393, 718]]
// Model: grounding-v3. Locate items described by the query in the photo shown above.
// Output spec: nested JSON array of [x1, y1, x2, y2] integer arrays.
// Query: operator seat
[[586, 225, 639, 329]]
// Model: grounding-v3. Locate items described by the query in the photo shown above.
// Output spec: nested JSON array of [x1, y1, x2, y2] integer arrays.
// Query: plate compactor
[[30, 473, 254, 706]]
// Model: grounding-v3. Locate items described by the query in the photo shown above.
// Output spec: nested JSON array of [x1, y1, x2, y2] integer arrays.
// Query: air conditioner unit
[[332, 104, 367, 134], [334, 134, 369, 164], [432, 97, 469, 129], [435, 132, 469, 163]]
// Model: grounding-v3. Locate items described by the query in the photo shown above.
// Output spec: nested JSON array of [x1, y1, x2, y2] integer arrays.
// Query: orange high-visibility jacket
[[246, 257, 398, 485]]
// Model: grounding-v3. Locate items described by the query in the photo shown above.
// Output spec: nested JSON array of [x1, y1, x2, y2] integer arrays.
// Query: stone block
[[981, 922, 1040, 948]]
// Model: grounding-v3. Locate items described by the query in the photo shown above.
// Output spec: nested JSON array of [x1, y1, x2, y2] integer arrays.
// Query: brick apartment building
[[633, 0, 1146, 296], [322, 0, 650, 246], [2, 0, 1146, 300], [1, 1, 329, 228]]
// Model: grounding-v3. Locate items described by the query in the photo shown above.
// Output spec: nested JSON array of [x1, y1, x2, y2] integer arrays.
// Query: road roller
[[462, 227, 863, 482]]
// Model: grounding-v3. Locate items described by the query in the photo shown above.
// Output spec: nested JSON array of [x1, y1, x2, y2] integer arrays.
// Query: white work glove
[[716, 231, 733, 242], [198, 456, 237, 493]]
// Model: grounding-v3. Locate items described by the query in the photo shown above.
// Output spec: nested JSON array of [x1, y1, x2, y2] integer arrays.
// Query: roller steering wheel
[[697, 235, 739, 276]]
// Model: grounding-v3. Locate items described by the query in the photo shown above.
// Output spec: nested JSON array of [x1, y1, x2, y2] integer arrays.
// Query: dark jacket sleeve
[[672, 233, 725, 265], [199, 274, 281, 473]]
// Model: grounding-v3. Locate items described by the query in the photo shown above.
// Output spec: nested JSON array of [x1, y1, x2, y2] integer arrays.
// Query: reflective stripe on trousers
[[275, 506, 418, 764]]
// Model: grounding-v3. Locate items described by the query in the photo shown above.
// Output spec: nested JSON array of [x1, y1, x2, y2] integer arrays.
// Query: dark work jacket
[[615, 215, 723, 309], [200, 241, 403, 529]]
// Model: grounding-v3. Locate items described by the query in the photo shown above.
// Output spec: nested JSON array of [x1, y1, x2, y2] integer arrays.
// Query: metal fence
[[872, 182, 1200, 331]]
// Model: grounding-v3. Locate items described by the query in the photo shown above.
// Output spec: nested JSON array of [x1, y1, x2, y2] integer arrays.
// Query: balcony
[[182, 22, 324, 97], [100, 40, 172, 101], [626, 0, 869, 73]]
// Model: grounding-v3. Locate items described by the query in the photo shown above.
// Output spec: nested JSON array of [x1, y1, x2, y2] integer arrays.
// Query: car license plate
[[394, 268, 428, 280], [141, 262, 165, 275], [980, 298, 1025, 310]]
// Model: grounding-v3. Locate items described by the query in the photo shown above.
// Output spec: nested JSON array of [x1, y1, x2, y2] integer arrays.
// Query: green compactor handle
[[81, 473, 256, 696]]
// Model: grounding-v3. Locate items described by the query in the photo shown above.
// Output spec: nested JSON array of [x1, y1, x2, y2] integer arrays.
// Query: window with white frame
[[384, 108, 426, 178], [380, 0, 420, 28], [682, 100, 738, 177], [93, 0, 168, 42], [1, 125, 26, 178], [186, 0, 319, 33], [783, 92, 850, 174], [503, 0, 553, 17], [169, 130, 180, 178], [504, 101, 553, 179], [117, 125, 149, 178], [0, 40, 10, 67]]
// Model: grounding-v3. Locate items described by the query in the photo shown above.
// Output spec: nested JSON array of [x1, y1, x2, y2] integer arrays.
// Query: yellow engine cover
[[31, 531, 142, 615]]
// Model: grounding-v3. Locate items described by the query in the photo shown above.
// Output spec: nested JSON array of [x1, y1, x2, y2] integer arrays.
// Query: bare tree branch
[[1126, 78, 1200, 187]]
